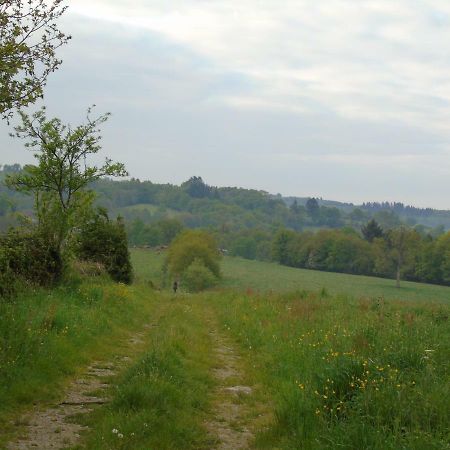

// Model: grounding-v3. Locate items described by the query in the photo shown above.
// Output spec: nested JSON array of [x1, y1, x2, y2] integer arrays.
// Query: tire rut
[[205, 329, 261, 450], [7, 330, 147, 450]]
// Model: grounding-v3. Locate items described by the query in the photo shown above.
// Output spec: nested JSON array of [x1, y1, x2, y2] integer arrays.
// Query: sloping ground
[[131, 249, 450, 303], [4, 270, 448, 449]]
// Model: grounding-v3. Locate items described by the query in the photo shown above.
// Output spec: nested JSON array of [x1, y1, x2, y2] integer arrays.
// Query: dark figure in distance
[[173, 280, 178, 294]]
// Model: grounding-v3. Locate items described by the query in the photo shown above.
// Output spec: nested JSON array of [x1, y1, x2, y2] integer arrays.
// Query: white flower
[[112, 429, 118, 434], [118, 433, 124, 439]]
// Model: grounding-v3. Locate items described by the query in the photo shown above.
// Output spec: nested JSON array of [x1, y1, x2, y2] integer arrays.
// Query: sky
[[1, 0, 450, 208]]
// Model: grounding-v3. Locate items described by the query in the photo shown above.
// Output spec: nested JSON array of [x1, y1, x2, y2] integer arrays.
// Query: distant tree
[[349, 208, 366, 223], [182, 176, 212, 198], [290, 199, 300, 214], [272, 229, 296, 265], [6, 107, 127, 255], [385, 227, 421, 288], [321, 207, 342, 228], [373, 210, 401, 230], [166, 229, 221, 280], [306, 197, 320, 220], [361, 219, 384, 242], [0, 194, 10, 216], [0, 0, 70, 119]]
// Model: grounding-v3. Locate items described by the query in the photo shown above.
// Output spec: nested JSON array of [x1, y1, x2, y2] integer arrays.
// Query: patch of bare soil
[[205, 330, 265, 450], [7, 330, 147, 450]]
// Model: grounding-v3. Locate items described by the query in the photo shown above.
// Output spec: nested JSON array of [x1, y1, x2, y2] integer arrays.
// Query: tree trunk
[[396, 266, 401, 288]]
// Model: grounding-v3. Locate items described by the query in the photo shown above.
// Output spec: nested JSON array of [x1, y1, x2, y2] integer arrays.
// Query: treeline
[[271, 225, 450, 286]]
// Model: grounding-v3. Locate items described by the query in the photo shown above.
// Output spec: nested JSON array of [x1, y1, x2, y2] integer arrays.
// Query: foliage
[[77, 209, 133, 284], [0, 0, 70, 119], [0, 227, 62, 297], [181, 176, 216, 199], [361, 218, 384, 242], [271, 226, 449, 286], [181, 258, 218, 292], [5, 108, 127, 254], [127, 217, 184, 247], [166, 230, 221, 279]]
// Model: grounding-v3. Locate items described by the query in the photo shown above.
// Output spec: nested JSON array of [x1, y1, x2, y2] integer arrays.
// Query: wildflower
[[118, 433, 124, 439], [112, 429, 118, 434]]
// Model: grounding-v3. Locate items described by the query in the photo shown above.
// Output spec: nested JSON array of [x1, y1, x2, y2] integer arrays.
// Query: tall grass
[[208, 290, 450, 449], [75, 296, 215, 449], [0, 275, 156, 444]]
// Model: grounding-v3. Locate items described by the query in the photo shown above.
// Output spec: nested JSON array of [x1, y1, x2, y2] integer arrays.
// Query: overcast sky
[[1, 0, 450, 208]]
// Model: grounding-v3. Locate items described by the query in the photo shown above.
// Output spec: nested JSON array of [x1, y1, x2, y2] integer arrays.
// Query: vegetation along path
[[4, 275, 449, 449]]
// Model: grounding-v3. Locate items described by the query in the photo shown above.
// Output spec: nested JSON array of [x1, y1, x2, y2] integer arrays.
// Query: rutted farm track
[[5, 296, 271, 450]]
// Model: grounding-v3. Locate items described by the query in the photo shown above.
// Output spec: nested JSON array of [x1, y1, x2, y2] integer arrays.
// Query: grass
[[73, 295, 215, 449], [0, 275, 157, 446], [2, 249, 449, 449], [131, 248, 450, 303], [207, 290, 450, 449]]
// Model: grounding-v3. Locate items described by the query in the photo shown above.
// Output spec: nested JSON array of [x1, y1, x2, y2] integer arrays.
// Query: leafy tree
[[0, 0, 70, 119], [182, 176, 212, 198], [306, 197, 320, 219], [166, 229, 221, 281], [5, 107, 127, 255], [0, 194, 10, 216], [272, 229, 296, 266], [385, 227, 421, 288], [361, 219, 384, 242], [290, 199, 300, 214], [181, 258, 218, 292]]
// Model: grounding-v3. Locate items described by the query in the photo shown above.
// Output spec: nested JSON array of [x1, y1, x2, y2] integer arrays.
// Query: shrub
[[182, 259, 218, 292], [0, 228, 63, 298], [77, 210, 133, 284], [166, 230, 221, 279]]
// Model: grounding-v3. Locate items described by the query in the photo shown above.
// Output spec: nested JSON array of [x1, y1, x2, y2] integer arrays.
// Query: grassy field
[[131, 249, 450, 303], [208, 289, 450, 449], [2, 250, 449, 449], [0, 276, 158, 446]]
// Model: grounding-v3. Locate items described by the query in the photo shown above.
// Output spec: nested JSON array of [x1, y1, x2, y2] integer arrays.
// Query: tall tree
[[361, 219, 384, 242], [306, 197, 320, 220], [6, 107, 127, 254], [385, 226, 421, 288], [0, 0, 70, 119]]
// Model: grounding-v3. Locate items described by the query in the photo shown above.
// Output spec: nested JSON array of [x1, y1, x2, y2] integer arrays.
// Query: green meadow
[[131, 248, 450, 303], [1, 249, 449, 448]]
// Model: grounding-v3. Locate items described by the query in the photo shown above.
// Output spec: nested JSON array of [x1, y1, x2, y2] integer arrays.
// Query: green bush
[[166, 229, 221, 279], [182, 259, 218, 292], [77, 210, 133, 284], [0, 228, 63, 298]]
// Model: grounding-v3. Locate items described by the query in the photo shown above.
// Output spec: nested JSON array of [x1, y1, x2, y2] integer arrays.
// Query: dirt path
[[7, 330, 147, 450], [205, 328, 267, 450]]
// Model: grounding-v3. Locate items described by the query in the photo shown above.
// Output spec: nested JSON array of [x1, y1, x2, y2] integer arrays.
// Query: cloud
[[1, 0, 449, 208]]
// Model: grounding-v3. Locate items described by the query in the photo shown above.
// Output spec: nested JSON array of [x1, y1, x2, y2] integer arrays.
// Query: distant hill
[[1, 165, 449, 232]]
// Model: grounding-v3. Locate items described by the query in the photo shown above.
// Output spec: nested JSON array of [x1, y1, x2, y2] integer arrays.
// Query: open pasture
[[131, 248, 450, 303]]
